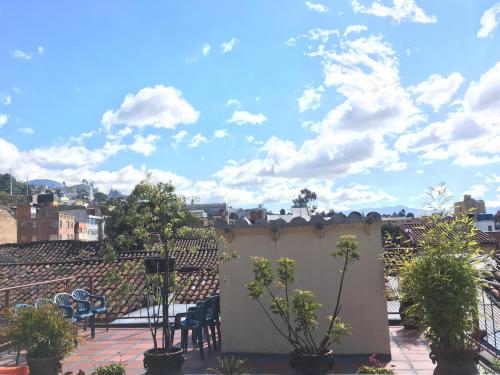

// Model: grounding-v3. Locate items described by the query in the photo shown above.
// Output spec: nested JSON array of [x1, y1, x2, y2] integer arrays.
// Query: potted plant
[[92, 363, 126, 375], [2, 304, 79, 375], [246, 235, 359, 375], [356, 353, 395, 374], [399, 209, 482, 374]]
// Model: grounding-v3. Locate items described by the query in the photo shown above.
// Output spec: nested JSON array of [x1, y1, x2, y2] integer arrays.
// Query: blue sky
[[1, 0, 500, 212]]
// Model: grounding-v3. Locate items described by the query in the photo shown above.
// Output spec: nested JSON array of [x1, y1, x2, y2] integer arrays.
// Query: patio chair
[[171, 301, 213, 360], [72, 288, 108, 331], [54, 292, 95, 338], [34, 298, 54, 308], [12, 304, 30, 364]]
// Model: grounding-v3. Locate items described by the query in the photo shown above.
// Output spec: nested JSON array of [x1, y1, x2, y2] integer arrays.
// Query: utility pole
[[9, 168, 12, 195]]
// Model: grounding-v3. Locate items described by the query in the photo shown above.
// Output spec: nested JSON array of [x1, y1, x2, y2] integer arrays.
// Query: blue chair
[[54, 292, 95, 338], [12, 304, 30, 364], [72, 289, 108, 331], [171, 301, 213, 360]]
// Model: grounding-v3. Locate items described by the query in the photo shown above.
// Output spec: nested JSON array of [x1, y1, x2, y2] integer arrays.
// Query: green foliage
[[245, 235, 359, 354], [292, 188, 317, 210], [0, 173, 30, 196], [1, 305, 79, 359], [399, 211, 482, 350], [207, 355, 249, 374], [0, 191, 29, 205], [92, 363, 126, 375]]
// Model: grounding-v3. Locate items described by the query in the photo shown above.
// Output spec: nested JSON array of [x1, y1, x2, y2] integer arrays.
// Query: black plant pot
[[429, 346, 479, 375], [143, 347, 184, 375], [290, 349, 334, 375], [26, 356, 62, 375], [144, 255, 176, 274]]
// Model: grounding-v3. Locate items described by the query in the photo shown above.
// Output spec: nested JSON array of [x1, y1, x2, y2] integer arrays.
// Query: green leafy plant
[[206, 355, 249, 374], [246, 234, 359, 354], [399, 185, 483, 350], [1, 305, 79, 360], [356, 353, 395, 374], [92, 363, 126, 375]]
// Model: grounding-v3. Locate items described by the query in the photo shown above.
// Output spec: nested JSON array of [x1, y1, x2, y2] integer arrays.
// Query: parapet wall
[[216, 212, 391, 355]]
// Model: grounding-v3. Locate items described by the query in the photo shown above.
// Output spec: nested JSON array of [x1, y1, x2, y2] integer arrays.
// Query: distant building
[[187, 203, 228, 223], [0, 208, 17, 244], [189, 210, 209, 227], [475, 212, 500, 245], [267, 207, 310, 223], [454, 194, 486, 215], [75, 222, 88, 241]]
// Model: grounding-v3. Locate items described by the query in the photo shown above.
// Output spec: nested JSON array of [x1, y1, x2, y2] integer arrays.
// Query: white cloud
[[225, 98, 241, 107], [171, 130, 188, 149], [350, 0, 437, 24], [1, 95, 11, 106], [188, 133, 208, 148], [11, 50, 31, 60], [245, 135, 264, 145], [129, 134, 160, 156], [221, 38, 238, 54], [396, 62, 500, 167], [305, 1, 329, 13], [227, 110, 267, 125], [0, 114, 8, 127], [287, 28, 339, 47], [214, 129, 229, 138], [298, 86, 324, 112], [477, 3, 500, 38], [37, 46, 44, 55], [410, 72, 465, 112], [202, 43, 211, 57], [18, 127, 35, 135], [102, 85, 199, 129], [466, 184, 488, 198], [316, 35, 423, 134], [416, 169, 424, 174], [343, 24, 368, 37]]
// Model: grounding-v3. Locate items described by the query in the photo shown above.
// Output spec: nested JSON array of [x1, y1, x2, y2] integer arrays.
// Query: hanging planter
[[144, 255, 176, 274]]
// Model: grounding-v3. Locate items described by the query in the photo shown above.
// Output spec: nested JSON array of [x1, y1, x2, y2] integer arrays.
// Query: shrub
[[92, 363, 126, 375]]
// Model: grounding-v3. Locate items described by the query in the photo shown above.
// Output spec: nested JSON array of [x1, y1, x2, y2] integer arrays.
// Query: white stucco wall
[[217, 217, 391, 355]]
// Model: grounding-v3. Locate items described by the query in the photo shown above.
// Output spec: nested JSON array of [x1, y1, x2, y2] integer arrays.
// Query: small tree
[[246, 235, 358, 354], [292, 189, 317, 212]]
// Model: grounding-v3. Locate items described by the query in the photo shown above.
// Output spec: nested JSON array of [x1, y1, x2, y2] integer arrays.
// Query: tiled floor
[[1, 326, 436, 374]]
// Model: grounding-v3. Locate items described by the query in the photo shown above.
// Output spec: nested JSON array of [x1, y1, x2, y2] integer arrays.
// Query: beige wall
[[0, 209, 17, 244], [218, 218, 390, 355]]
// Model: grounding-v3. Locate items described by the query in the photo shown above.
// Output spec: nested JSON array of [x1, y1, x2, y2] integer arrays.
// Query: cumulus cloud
[[18, 127, 35, 135], [11, 50, 31, 60], [0, 114, 7, 127], [213, 129, 229, 138], [298, 86, 324, 112], [227, 110, 267, 125], [129, 134, 160, 156], [466, 184, 488, 198], [1, 95, 11, 106], [188, 133, 208, 148], [221, 38, 238, 53], [225, 98, 241, 107], [410, 72, 465, 112], [343, 24, 368, 37], [305, 1, 329, 13], [171, 130, 188, 149], [202, 43, 211, 57], [477, 3, 500, 38], [102, 85, 199, 129], [350, 0, 437, 24], [396, 61, 500, 167]]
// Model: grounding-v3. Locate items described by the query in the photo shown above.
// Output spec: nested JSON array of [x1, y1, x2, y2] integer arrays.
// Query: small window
[[488, 225, 493, 231], [67, 221, 70, 229], [60, 220, 62, 228]]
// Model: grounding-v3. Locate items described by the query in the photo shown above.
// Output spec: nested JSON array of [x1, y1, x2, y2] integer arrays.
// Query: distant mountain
[[28, 179, 62, 188], [354, 205, 429, 217]]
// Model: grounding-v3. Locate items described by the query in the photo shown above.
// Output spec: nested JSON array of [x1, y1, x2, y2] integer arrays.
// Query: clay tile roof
[[400, 223, 497, 246], [0, 239, 219, 319]]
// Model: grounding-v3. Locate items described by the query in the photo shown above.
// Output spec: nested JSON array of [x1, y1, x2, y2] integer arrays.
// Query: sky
[[0, 0, 500, 212]]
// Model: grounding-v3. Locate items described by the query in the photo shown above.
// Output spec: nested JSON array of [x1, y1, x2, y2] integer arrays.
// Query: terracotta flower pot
[[26, 356, 62, 375], [289, 349, 334, 375], [429, 346, 479, 375], [143, 347, 184, 375]]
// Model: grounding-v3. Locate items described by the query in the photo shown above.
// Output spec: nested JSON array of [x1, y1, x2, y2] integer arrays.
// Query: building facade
[[0, 208, 17, 244], [454, 194, 486, 215]]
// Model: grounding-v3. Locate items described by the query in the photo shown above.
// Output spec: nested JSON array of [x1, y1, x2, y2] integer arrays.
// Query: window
[[60, 221, 62, 228], [488, 225, 493, 231], [67, 234, 70, 240], [67, 221, 70, 229]]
